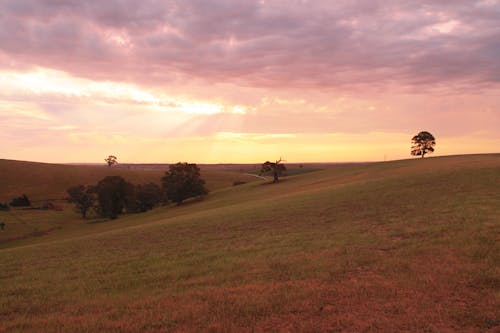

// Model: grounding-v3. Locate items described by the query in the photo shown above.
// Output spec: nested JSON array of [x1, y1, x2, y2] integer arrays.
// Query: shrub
[[10, 194, 31, 207], [134, 183, 162, 212], [40, 201, 63, 211]]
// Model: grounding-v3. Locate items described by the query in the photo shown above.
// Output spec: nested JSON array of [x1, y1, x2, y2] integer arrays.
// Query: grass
[[0, 159, 257, 202], [0, 154, 499, 332], [0, 159, 257, 245]]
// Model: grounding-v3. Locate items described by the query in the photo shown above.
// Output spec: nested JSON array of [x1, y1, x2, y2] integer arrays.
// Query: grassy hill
[[0, 159, 259, 202], [0, 154, 499, 332]]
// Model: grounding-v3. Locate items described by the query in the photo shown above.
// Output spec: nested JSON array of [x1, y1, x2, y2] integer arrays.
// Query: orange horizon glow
[[1, 1, 499, 164]]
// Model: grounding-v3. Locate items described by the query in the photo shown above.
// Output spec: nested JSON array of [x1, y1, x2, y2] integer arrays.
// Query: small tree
[[411, 131, 436, 158], [104, 155, 118, 167], [134, 183, 163, 212], [260, 158, 286, 183], [10, 194, 31, 207], [161, 163, 208, 205], [67, 185, 95, 219], [95, 176, 133, 219]]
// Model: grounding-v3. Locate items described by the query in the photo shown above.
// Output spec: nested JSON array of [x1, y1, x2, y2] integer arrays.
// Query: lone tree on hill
[[105, 155, 118, 167], [95, 176, 133, 219], [411, 131, 436, 158], [260, 158, 286, 183], [67, 185, 95, 219], [162, 163, 208, 205]]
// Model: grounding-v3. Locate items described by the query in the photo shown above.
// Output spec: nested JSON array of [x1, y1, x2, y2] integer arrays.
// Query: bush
[[0, 203, 9, 211], [40, 201, 63, 211], [125, 183, 162, 213], [10, 194, 31, 207], [133, 183, 162, 213]]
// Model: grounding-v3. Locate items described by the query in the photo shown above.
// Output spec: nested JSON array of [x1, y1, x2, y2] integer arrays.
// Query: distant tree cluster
[[67, 177, 162, 220], [67, 162, 208, 220]]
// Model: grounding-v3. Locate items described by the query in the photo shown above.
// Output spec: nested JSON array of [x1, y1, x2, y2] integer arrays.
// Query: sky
[[1, 0, 499, 164]]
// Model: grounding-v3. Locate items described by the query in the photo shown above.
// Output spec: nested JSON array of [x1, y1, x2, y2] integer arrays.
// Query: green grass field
[[0, 154, 499, 332]]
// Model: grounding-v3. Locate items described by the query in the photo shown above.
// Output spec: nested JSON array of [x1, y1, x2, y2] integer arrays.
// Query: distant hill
[[0, 159, 258, 202]]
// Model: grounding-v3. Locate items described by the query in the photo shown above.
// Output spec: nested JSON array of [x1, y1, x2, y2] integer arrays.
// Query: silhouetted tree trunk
[[411, 131, 436, 158], [261, 158, 286, 183]]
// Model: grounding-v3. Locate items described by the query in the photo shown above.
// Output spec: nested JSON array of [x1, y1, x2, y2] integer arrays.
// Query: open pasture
[[0, 154, 499, 332]]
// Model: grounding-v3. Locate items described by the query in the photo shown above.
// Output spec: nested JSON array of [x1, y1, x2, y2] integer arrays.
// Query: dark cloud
[[0, 0, 499, 91]]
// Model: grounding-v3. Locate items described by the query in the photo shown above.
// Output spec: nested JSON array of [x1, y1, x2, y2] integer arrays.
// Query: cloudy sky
[[1, 0, 499, 163]]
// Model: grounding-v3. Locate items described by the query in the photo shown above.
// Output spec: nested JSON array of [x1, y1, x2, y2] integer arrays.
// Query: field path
[[244, 173, 269, 181]]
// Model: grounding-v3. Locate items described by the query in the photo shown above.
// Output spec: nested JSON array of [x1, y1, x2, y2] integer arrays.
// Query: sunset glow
[[1, 1, 499, 163]]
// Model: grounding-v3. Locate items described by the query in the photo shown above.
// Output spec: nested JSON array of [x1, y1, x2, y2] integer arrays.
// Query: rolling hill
[[0, 159, 258, 202], [0, 154, 499, 332]]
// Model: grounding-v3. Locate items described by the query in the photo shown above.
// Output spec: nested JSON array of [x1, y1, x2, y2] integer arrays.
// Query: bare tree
[[260, 158, 286, 183]]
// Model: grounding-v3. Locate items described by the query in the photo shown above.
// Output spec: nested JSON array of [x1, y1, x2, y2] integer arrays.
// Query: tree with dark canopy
[[95, 176, 133, 219], [10, 194, 31, 207], [260, 158, 286, 183], [67, 185, 95, 219], [104, 155, 118, 167], [127, 183, 163, 213], [161, 163, 208, 205], [411, 131, 436, 158]]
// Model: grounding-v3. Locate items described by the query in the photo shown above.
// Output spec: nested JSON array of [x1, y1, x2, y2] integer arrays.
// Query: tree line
[[69, 131, 436, 221], [67, 162, 207, 220]]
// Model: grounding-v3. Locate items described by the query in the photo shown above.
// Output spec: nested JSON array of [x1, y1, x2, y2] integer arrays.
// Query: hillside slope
[[0, 159, 257, 202], [0, 154, 499, 332]]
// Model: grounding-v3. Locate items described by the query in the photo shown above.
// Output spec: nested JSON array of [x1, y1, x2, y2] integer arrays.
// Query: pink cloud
[[0, 0, 499, 91]]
